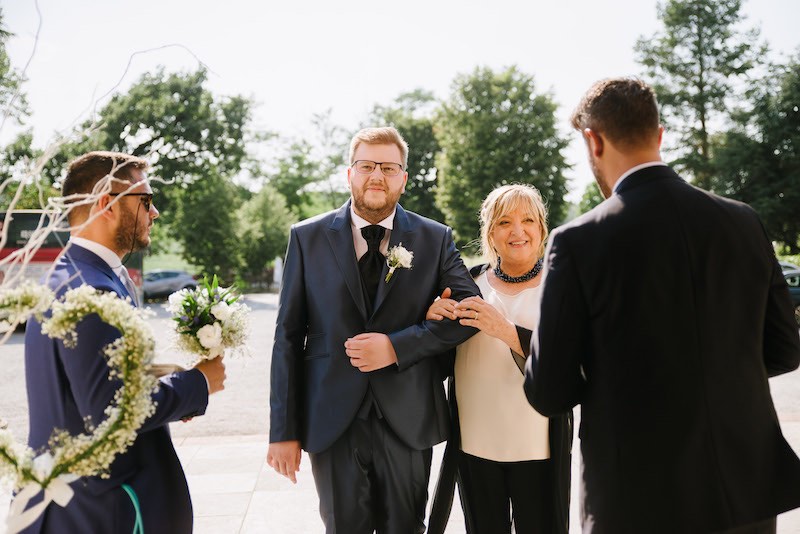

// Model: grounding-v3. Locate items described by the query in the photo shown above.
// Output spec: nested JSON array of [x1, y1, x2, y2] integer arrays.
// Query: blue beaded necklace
[[494, 257, 544, 283]]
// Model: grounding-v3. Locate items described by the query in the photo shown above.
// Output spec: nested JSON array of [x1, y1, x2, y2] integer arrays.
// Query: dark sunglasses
[[109, 193, 154, 211]]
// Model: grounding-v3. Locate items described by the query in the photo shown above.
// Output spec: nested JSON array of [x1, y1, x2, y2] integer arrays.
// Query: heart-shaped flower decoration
[[0, 282, 157, 533]]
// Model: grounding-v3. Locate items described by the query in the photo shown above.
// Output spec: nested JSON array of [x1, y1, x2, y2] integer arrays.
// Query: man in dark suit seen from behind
[[524, 78, 800, 534], [267, 127, 479, 533]]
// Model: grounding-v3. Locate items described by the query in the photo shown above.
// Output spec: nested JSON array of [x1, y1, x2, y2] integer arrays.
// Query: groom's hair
[[349, 127, 409, 169], [571, 77, 660, 149], [62, 151, 149, 224]]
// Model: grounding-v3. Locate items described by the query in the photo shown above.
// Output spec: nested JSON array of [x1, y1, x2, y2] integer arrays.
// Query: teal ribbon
[[121, 484, 144, 534]]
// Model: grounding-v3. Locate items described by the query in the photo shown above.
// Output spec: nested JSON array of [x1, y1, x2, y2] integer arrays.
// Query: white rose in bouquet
[[197, 322, 223, 350], [210, 301, 232, 321]]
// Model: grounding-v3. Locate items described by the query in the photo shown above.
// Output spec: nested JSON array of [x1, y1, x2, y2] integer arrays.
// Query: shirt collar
[[69, 236, 124, 275], [613, 161, 668, 193], [349, 205, 395, 231]]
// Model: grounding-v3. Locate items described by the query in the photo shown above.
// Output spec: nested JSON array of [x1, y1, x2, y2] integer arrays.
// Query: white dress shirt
[[349, 205, 395, 260], [613, 161, 668, 194]]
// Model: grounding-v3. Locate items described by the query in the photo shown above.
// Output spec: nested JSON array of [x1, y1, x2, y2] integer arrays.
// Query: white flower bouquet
[[166, 275, 249, 361]]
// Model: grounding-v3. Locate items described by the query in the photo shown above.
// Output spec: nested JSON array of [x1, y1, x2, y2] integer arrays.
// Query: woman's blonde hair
[[479, 184, 549, 268]]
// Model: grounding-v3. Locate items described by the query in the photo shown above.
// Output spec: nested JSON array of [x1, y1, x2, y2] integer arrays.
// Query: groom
[[525, 78, 800, 533], [267, 127, 479, 533], [21, 151, 226, 534]]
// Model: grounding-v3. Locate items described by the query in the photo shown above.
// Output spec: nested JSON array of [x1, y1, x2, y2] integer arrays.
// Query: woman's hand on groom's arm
[[267, 440, 302, 484]]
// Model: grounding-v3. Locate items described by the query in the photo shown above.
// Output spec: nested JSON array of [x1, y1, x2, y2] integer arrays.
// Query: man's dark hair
[[62, 151, 149, 224], [570, 78, 660, 149]]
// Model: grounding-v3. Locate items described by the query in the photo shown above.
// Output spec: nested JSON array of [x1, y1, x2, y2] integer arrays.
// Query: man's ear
[[93, 192, 116, 221], [584, 128, 604, 158], [657, 125, 664, 148]]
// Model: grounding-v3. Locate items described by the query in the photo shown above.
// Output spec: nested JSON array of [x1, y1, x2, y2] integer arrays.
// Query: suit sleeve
[[524, 229, 588, 416], [389, 227, 480, 371], [763, 254, 800, 377], [269, 227, 307, 443], [57, 314, 209, 434]]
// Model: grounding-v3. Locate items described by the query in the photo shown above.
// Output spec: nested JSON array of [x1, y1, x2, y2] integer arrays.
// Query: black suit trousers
[[309, 408, 433, 534]]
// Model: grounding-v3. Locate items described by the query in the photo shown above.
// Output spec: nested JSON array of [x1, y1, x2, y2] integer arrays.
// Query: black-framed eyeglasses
[[109, 193, 154, 212], [351, 160, 404, 177]]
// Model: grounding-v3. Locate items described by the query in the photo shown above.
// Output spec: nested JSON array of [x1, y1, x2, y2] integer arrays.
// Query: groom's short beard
[[351, 185, 401, 223]]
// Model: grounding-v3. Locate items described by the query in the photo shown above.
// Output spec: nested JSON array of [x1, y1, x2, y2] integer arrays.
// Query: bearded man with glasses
[[268, 127, 479, 533]]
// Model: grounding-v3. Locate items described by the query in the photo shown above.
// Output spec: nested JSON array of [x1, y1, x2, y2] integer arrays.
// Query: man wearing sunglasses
[[268, 127, 479, 533], [20, 151, 226, 534]]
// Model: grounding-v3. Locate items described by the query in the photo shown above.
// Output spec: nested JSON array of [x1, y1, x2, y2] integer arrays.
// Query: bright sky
[[3, 0, 799, 202]]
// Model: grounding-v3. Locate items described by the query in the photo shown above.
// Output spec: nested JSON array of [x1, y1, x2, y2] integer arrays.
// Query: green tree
[[43, 68, 252, 220], [172, 173, 243, 280], [237, 184, 293, 278], [268, 140, 323, 218], [37, 68, 254, 266], [370, 89, 443, 220], [635, 0, 764, 190], [578, 181, 604, 214], [712, 58, 800, 252], [0, 8, 29, 125], [435, 66, 569, 247]]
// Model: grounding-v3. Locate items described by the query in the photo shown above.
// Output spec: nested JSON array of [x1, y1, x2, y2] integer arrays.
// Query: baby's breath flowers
[[0, 281, 55, 332], [167, 275, 249, 361], [0, 285, 157, 532]]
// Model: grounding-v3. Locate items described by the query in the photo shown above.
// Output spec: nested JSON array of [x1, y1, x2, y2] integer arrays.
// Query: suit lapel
[[372, 205, 414, 319], [325, 201, 369, 321], [62, 244, 128, 297]]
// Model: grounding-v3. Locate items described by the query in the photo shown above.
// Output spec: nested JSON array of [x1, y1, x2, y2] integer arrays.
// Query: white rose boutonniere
[[385, 244, 413, 282]]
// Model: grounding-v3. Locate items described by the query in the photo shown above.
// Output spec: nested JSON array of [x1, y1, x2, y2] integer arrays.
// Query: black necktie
[[359, 225, 386, 307]]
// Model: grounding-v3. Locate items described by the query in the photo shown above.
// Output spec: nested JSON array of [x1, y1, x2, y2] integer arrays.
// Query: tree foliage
[[635, 0, 764, 189], [267, 140, 323, 218], [237, 184, 293, 278], [578, 181, 605, 214], [370, 89, 443, 221], [0, 8, 29, 125], [712, 59, 800, 252], [435, 66, 569, 248], [172, 173, 243, 280], [42, 68, 252, 221]]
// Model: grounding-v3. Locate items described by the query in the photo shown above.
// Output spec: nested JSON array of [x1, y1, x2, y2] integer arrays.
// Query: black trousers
[[308, 408, 433, 534], [713, 517, 777, 534], [458, 451, 554, 534]]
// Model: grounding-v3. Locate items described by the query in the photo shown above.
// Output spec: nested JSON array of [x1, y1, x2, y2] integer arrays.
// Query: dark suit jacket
[[270, 201, 479, 454], [524, 165, 800, 534], [22, 244, 209, 534]]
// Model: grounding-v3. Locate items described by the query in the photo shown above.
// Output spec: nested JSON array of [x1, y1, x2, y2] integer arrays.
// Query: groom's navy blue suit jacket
[[22, 244, 209, 534], [270, 201, 479, 454]]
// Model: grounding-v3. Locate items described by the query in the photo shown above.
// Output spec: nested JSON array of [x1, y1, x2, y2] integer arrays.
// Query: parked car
[[143, 270, 197, 300], [784, 269, 800, 324], [779, 260, 800, 274]]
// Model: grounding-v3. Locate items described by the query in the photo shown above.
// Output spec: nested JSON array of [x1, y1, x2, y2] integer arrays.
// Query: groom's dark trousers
[[270, 201, 478, 533]]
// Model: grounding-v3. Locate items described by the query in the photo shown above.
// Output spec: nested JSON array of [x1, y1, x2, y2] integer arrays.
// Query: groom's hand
[[267, 440, 302, 484], [344, 333, 398, 372]]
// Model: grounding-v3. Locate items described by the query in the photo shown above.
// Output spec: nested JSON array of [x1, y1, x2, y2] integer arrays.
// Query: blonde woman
[[428, 184, 572, 534]]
